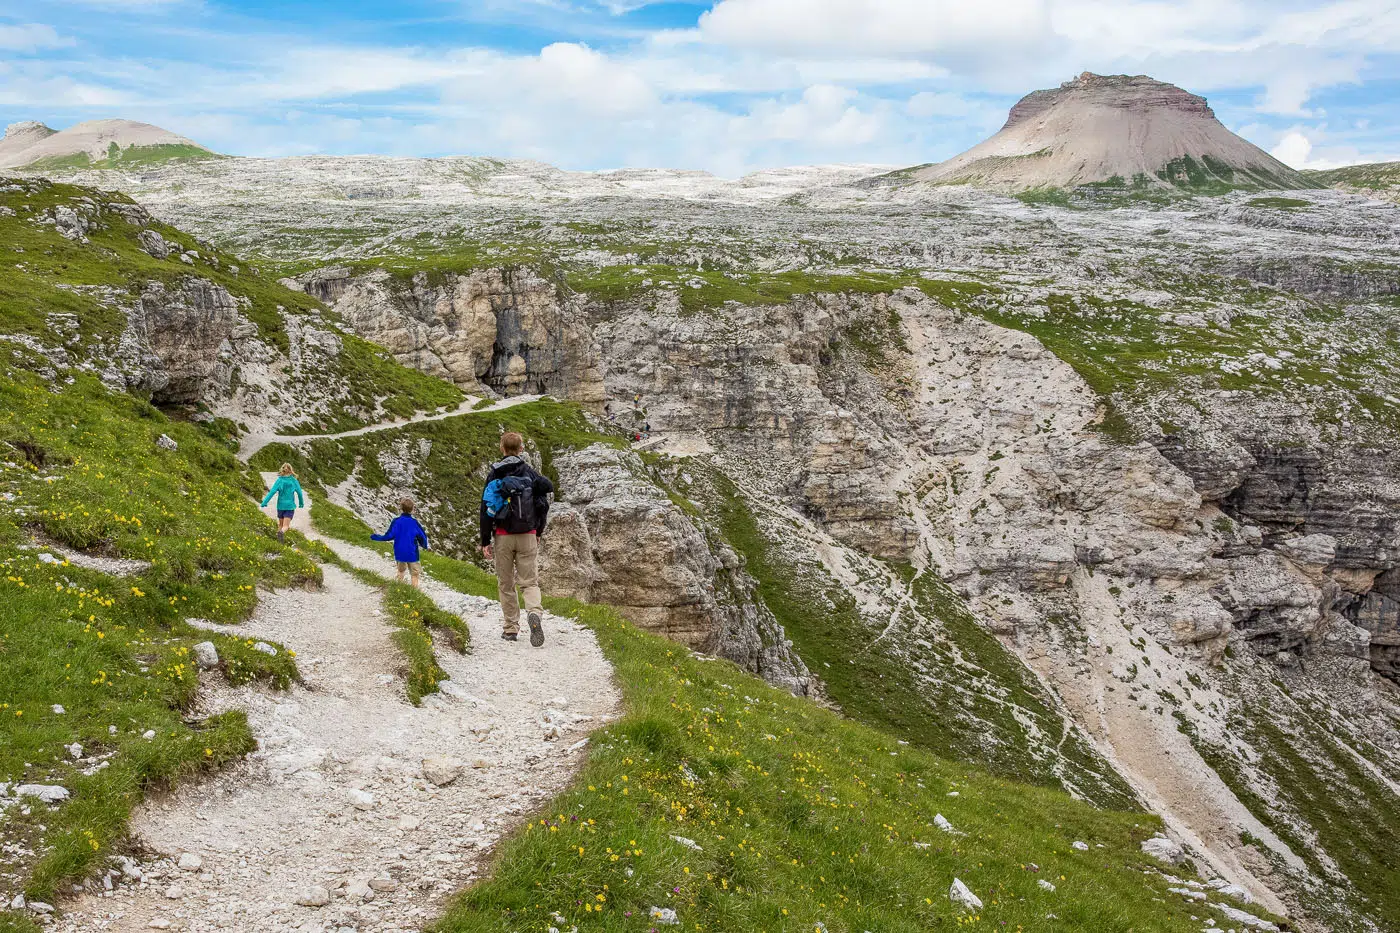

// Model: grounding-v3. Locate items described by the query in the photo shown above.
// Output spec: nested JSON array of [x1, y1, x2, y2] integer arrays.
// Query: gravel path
[[59, 479, 619, 933], [238, 394, 543, 460]]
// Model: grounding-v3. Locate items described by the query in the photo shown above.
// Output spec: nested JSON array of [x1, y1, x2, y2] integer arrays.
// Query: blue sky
[[1, 0, 1397, 175]]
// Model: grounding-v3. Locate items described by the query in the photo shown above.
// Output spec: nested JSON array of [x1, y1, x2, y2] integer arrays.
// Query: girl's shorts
[[277, 509, 296, 519]]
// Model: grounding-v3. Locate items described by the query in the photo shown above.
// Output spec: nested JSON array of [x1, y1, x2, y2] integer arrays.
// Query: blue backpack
[[484, 475, 536, 531]]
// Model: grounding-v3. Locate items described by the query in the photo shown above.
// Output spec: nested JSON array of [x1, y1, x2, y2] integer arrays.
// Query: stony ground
[[56, 491, 619, 933]]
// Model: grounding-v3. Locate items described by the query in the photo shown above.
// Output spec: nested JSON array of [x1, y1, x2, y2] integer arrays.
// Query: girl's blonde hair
[[279, 463, 296, 477]]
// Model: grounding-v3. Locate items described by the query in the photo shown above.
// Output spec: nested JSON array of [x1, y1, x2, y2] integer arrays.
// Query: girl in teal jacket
[[261, 463, 306, 543]]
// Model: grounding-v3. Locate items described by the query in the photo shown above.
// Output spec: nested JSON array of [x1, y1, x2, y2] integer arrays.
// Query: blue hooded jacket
[[372, 514, 429, 563], [261, 475, 305, 511]]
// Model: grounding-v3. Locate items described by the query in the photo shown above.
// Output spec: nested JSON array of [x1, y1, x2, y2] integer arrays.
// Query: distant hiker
[[480, 432, 554, 646], [371, 498, 429, 588], [261, 464, 305, 544]]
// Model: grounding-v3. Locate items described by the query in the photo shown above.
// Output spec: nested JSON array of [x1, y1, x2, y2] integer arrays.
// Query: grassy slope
[[1304, 161, 1400, 200], [291, 516, 1276, 933], [0, 177, 461, 431], [0, 370, 319, 904], [1178, 673, 1400, 933]]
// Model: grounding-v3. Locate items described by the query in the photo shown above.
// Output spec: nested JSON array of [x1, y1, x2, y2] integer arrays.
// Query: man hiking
[[480, 432, 554, 645]]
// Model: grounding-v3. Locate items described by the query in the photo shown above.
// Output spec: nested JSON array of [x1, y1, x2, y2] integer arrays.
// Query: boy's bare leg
[[410, 566, 421, 589]]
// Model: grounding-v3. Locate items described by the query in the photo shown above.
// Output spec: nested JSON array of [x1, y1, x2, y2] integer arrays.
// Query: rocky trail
[[238, 395, 543, 460], [57, 477, 619, 933]]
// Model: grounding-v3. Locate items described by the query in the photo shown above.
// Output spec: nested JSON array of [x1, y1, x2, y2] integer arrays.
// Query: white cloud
[[6, 0, 1398, 172], [1269, 126, 1400, 169], [0, 23, 75, 52], [696, 0, 1056, 65]]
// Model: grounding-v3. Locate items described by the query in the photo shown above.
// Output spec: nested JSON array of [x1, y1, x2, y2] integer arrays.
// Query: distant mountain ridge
[[0, 118, 218, 170], [903, 72, 1310, 193]]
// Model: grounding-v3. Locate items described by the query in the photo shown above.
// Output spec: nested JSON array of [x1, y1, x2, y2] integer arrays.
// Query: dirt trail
[[238, 394, 544, 460], [60, 476, 619, 933]]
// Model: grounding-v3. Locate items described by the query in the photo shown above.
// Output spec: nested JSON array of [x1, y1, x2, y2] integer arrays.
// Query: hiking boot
[[501, 631, 518, 642], [528, 611, 545, 647], [276, 530, 285, 544]]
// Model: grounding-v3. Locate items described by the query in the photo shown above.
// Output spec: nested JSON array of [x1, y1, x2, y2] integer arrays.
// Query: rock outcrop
[[295, 266, 605, 403], [540, 444, 811, 693]]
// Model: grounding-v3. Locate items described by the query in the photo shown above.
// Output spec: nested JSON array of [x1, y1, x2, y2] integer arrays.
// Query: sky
[[1, 0, 1397, 176]]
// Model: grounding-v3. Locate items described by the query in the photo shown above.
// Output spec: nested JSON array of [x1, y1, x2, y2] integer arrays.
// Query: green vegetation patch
[[0, 370, 318, 901], [23, 144, 223, 173], [0, 177, 319, 354], [1245, 197, 1312, 210]]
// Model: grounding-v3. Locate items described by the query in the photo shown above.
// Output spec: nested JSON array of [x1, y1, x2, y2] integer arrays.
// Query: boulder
[[1140, 835, 1186, 865], [192, 641, 220, 669], [420, 756, 464, 787], [949, 878, 983, 911]]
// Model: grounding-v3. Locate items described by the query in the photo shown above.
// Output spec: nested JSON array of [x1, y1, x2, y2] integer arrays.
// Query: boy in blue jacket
[[371, 498, 429, 588]]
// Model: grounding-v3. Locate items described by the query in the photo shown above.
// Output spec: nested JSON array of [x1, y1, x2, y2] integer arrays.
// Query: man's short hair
[[501, 432, 524, 454], [400, 498, 415, 514]]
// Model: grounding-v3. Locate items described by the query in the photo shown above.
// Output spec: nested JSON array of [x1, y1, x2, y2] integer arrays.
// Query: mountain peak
[[0, 118, 215, 171], [3, 120, 57, 143], [913, 73, 1307, 193]]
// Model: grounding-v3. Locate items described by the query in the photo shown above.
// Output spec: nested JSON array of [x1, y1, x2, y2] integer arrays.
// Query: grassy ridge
[[0, 371, 319, 902]]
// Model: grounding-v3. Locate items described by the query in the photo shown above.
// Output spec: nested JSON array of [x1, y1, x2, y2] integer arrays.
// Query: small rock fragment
[[192, 641, 220, 670], [155, 434, 179, 451], [950, 878, 983, 911], [177, 852, 203, 871], [15, 784, 69, 803], [420, 756, 464, 787], [1071, 840, 1089, 851], [349, 789, 376, 810], [649, 906, 679, 925], [1038, 879, 1056, 892], [295, 886, 331, 907], [252, 641, 278, 656]]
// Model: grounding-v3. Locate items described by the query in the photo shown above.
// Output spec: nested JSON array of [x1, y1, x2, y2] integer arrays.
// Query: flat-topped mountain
[[908, 72, 1310, 192], [0, 118, 217, 170]]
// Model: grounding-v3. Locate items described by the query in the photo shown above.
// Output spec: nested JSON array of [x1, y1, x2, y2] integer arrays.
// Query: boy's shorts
[[277, 509, 296, 519], [397, 561, 420, 571]]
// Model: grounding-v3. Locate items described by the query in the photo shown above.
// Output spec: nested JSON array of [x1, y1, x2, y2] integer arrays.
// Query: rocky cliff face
[[294, 266, 605, 404], [541, 444, 811, 693]]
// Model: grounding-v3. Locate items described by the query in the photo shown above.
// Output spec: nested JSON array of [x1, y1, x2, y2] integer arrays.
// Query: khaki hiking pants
[[493, 533, 542, 634]]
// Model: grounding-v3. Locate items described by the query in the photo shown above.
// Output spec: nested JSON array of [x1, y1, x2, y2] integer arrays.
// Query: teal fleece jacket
[[261, 475, 306, 511]]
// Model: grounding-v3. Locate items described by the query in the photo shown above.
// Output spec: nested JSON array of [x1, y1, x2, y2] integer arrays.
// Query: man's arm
[[534, 469, 553, 536], [479, 493, 493, 551]]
